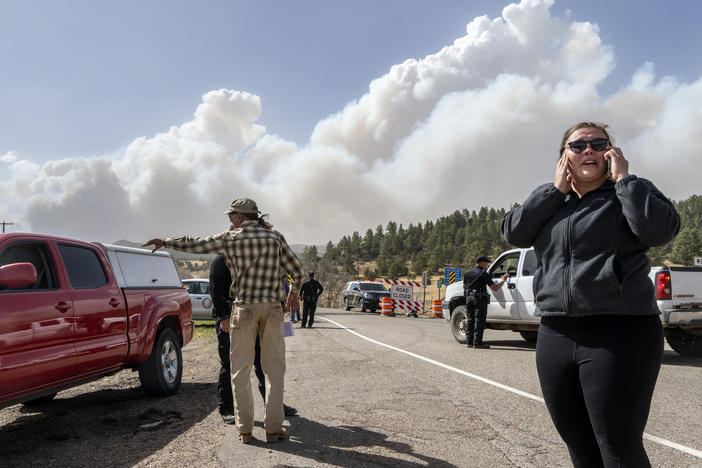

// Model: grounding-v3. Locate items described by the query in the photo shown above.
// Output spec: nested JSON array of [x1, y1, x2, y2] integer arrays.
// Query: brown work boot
[[266, 427, 288, 443]]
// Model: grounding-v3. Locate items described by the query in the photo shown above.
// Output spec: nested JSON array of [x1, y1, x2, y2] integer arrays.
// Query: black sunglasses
[[567, 138, 609, 153]]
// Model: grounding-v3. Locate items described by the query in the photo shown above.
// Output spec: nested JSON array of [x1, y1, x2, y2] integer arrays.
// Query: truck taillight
[[655, 272, 671, 300]]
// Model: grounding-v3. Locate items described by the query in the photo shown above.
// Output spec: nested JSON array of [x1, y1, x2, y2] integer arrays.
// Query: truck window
[[490, 254, 520, 278], [522, 250, 537, 276], [0, 242, 57, 290], [58, 244, 108, 289], [109, 249, 182, 289]]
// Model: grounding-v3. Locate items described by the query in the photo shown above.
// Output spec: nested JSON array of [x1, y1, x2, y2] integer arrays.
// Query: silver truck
[[442, 248, 702, 356]]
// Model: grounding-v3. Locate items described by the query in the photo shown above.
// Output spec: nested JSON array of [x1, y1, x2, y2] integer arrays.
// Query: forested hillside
[[299, 194, 702, 301]]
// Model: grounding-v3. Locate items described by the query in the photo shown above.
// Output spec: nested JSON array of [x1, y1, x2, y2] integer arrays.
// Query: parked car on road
[[0, 233, 194, 409], [342, 281, 391, 313], [182, 279, 213, 320]]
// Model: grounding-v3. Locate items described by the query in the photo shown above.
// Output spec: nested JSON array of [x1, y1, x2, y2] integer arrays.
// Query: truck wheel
[[665, 329, 702, 357], [519, 331, 538, 343], [450, 305, 468, 344], [360, 304, 366, 312], [344, 298, 351, 311], [139, 328, 183, 396]]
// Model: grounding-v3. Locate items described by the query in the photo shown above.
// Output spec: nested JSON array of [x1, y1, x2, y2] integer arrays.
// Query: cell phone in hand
[[607, 157, 613, 180]]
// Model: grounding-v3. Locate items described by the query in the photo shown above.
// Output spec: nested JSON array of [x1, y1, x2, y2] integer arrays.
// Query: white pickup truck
[[442, 248, 702, 356]]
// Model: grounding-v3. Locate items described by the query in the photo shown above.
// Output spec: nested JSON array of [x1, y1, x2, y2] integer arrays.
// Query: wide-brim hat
[[224, 197, 260, 215]]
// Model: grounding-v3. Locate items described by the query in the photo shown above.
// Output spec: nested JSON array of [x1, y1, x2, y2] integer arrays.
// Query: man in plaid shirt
[[144, 197, 303, 444]]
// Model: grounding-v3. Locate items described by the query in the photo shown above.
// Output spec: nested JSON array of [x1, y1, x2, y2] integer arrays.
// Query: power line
[[1, 220, 14, 233]]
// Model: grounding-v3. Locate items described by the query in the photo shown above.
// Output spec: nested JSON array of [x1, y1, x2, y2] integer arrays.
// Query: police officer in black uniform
[[463, 255, 509, 349], [299, 272, 324, 328], [210, 253, 297, 424]]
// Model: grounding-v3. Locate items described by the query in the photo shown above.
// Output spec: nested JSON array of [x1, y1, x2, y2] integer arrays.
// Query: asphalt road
[[2, 307, 700, 467], [223, 307, 702, 467]]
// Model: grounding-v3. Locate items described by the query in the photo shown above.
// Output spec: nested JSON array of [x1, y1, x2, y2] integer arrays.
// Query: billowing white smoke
[[1, 0, 699, 244]]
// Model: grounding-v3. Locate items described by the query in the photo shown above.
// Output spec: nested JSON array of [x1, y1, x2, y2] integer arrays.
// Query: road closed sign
[[391, 284, 413, 301]]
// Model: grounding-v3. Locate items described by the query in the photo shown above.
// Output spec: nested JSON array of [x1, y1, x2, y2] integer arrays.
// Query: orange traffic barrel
[[431, 300, 443, 318], [381, 297, 394, 316]]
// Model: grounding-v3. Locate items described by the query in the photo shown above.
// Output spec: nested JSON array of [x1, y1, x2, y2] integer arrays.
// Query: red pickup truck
[[0, 233, 194, 408]]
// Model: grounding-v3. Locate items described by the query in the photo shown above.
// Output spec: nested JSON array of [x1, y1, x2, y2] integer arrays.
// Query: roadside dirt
[[0, 332, 226, 468]]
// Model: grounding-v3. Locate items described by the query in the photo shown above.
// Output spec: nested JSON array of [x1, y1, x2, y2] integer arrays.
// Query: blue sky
[[1, 0, 701, 243], [3, 0, 699, 158]]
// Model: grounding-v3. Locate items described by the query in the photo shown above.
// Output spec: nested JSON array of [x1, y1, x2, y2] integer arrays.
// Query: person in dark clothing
[[501, 121, 680, 467], [210, 253, 297, 424], [298, 272, 323, 328], [463, 256, 509, 349]]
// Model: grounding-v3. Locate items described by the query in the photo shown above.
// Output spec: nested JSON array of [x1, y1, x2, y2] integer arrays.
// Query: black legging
[[536, 314, 663, 468]]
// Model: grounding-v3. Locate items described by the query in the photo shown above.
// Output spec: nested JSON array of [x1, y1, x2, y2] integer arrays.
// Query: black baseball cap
[[475, 256, 491, 264]]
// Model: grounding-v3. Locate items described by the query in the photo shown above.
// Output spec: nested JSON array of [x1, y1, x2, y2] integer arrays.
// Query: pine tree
[[342, 253, 357, 276], [671, 227, 702, 265], [300, 245, 321, 273], [362, 229, 374, 259], [323, 240, 337, 260], [350, 231, 362, 256], [316, 195, 701, 286], [411, 253, 427, 276]]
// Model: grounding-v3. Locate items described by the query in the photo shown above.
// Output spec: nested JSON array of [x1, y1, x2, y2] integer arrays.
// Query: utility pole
[[1, 220, 13, 233]]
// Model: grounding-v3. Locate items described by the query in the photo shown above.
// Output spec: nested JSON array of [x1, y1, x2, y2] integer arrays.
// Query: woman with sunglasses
[[501, 122, 679, 467]]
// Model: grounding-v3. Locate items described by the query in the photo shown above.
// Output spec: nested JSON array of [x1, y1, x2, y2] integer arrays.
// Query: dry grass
[[193, 320, 216, 338]]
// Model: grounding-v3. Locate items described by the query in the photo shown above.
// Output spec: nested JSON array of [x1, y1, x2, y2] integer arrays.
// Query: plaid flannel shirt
[[164, 220, 303, 304]]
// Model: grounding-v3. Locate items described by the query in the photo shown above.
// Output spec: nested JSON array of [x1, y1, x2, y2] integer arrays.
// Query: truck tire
[[519, 331, 538, 343], [451, 305, 468, 344], [344, 298, 351, 311], [665, 329, 702, 357], [139, 328, 183, 396], [360, 304, 366, 312]]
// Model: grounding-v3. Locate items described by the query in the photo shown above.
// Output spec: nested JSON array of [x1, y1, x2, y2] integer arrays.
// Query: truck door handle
[[109, 298, 121, 308], [55, 301, 71, 312], [508, 283, 516, 290]]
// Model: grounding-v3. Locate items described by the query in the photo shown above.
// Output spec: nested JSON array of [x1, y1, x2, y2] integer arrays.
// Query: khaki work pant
[[230, 302, 286, 434]]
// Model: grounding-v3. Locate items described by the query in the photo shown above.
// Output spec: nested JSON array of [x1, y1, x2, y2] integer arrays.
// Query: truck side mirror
[[0, 262, 38, 290]]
